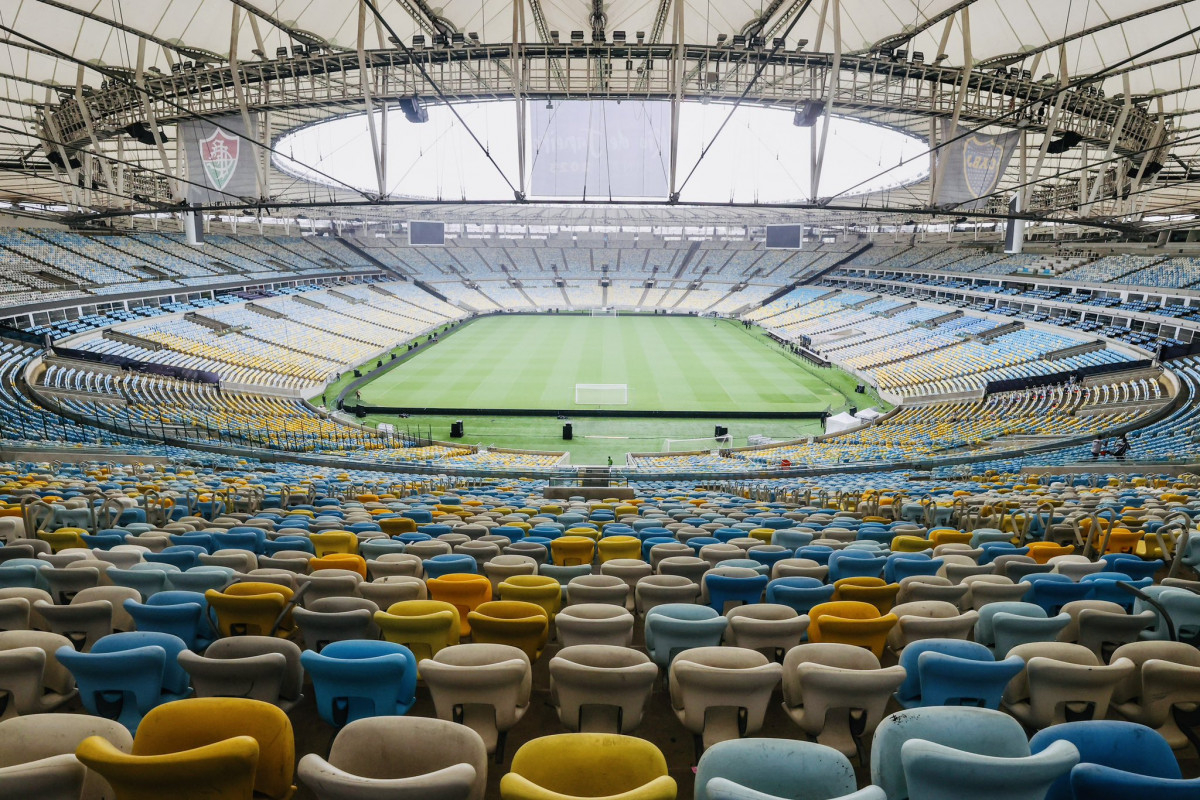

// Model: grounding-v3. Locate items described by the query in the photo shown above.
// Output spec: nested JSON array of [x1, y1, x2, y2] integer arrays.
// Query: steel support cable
[[674, 0, 815, 199], [360, 0, 521, 199]]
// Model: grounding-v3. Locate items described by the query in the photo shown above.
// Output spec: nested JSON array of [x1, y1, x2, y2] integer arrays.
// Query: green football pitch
[[358, 314, 858, 413], [346, 314, 886, 464]]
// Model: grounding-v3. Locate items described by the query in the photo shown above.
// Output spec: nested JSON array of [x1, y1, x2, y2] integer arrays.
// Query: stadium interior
[[2, 2, 1200, 799]]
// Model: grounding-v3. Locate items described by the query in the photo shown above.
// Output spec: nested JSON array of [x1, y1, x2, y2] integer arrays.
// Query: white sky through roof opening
[[275, 100, 930, 203]]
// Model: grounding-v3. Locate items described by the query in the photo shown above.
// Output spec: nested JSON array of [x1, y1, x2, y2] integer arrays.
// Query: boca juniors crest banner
[[934, 121, 1019, 210], [180, 115, 259, 204]]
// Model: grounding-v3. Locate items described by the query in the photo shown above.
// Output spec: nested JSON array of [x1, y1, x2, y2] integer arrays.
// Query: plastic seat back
[[419, 643, 532, 755], [297, 715, 488, 800], [871, 706, 1030, 800], [1069, 764, 1200, 800], [900, 738, 1079, 800], [548, 645, 658, 734], [501, 733, 675, 800], [55, 645, 167, 734], [695, 738, 861, 800], [374, 601, 460, 661], [133, 698, 295, 800], [75, 733, 259, 800], [300, 640, 418, 727]]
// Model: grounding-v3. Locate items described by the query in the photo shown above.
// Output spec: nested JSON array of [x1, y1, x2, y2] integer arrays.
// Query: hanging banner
[[180, 114, 259, 204], [530, 100, 670, 199], [934, 121, 1019, 209]]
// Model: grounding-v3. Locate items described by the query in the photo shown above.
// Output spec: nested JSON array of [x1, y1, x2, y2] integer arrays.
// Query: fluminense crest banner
[[934, 121, 1019, 209], [180, 115, 259, 203]]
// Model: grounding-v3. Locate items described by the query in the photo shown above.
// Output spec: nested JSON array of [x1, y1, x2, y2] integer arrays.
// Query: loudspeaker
[[715, 425, 728, 438], [792, 100, 823, 127], [855, 384, 866, 394], [450, 421, 464, 438], [562, 423, 573, 440], [398, 96, 429, 123], [1045, 131, 1083, 155]]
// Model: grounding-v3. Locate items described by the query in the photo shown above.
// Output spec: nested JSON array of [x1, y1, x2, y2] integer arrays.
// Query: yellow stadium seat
[[500, 734, 676, 800], [468, 601, 550, 661], [39, 529, 88, 553], [374, 600, 460, 661], [807, 601, 898, 659], [832, 577, 901, 614], [551, 537, 596, 567], [75, 734, 260, 800], [497, 575, 563, 621], [309, 554, 367, 579], [1027, 542, 1074, 564], [929, 529, 973, 547], [890, 535, 933, 553], [426, 574, 493, 636], [207, 583, 296, 638], [564, 527, 601, 542], [379, 517, 418, 535], [131, 698, 295, 800], [597, 536, 641, 563], [307, 532, 358, 557]]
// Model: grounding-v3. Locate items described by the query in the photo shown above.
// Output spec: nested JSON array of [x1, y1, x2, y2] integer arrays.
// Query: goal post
[[590, 307, 618, 317], [574, 383, 628, 405], [662, 434, 733, 453]]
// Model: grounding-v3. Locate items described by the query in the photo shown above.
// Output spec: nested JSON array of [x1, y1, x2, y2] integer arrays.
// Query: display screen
[[408, 221, 445, 246], [765, 224, 803, 249]]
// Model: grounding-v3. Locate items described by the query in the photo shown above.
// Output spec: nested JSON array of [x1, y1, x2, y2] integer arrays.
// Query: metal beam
[[591, 0, 607, 42], [742, 0, 787, 39], [854, 0, 980, 56], [526, 0, 554, 41], [1084, 46, 1200, 85], [668, 0, 683, 198], [225, 0, 336, 48], [229, 5, 268, 198], [764, 0, 817, 42], [977, 1, 1194, 68], [648, 0, 673, 43], [811, 0, 840, 202], [36, 0, 226, 63], [1025, 47, 1070, 208]]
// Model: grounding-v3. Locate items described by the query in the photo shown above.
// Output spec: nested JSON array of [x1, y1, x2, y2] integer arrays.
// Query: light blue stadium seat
[[1029, 720, 1180, 800], [300, 639, 418, 728], [644, 603, 727, 670], [57, 631, 191, 734], [1069, 765, 1200, 800], [870, 706, 1031, 800], [900, 736, 1079, 800], [696, 738, 884, 800]]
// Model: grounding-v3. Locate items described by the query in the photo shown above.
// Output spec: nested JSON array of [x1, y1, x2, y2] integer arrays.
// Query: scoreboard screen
[[765, 224, 803, 249], [408, 221, 446, 246]]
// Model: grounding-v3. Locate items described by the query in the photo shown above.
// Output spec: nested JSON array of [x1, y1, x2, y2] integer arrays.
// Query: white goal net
[[575, 383, 628, 405], [590, 308, 618, 317], [662, 435, 733, 452]]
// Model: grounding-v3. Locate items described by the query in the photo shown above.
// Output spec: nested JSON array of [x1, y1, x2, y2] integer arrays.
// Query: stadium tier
[[1, 455, 1199, 799], [2, 231, 1200, 478]]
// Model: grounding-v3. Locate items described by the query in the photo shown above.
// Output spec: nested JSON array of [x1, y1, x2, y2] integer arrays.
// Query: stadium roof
[[2, 1, 1199, 229]]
